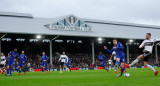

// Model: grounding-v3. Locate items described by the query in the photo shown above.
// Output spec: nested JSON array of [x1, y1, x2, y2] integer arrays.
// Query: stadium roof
[[0, 11, 160, 39]]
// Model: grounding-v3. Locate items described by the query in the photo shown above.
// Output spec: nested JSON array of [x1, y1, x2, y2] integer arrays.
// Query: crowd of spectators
[[21, 53, 160, 71]]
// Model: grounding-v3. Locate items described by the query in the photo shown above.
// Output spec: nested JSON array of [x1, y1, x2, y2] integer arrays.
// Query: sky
[[0, 0, 160, 26]]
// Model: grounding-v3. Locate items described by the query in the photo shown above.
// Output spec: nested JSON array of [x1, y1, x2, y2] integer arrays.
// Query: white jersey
[[1, 56, 6, 65], [108, 60, 112, 65], [112, 51, 116, 60], [59, 55, 68, 63], [139, 38, 160, 53]]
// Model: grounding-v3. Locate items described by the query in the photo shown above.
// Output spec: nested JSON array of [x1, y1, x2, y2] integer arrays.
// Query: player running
[[104, 39, 125, 77], [8, 49, 19, 76], [41, 52, 49, 74], [17, 51, 27, 75], [5, 53, 11, 76], [125, 33, 160, 76], [0, 53, 6, 75], [65, 57, 71, 72], [98, 52, 109, 72], [59, 51, 68, 73]]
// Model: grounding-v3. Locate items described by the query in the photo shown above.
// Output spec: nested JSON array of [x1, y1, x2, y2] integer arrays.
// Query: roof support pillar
[[49, 40, 52, 65], [126, 43, 130, 63], [155, 43, 159, 63], [92, 41, 95, 65]]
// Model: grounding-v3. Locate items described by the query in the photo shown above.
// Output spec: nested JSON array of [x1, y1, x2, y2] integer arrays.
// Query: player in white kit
[[0, 53, 6, 75], [59, 51, 68, 73], [125, 33, 160, 76]]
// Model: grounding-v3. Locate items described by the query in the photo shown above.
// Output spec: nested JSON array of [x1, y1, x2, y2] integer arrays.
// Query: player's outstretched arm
[[104, 45, 113, 53], [106, 48, 113, 53], [153, 38, 160, 42]]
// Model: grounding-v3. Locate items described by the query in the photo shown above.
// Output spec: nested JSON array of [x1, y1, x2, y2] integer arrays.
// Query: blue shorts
[[65, 63, 70, 67], [116, 54, 125, 63], [7, 61, 15, 66], [41, 63, 47, 67], [18, 63, 25, 68]]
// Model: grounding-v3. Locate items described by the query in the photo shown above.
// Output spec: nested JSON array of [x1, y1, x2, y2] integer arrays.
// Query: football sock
[[120, 67, 124, 75], [129, 58, 139, 67], [60, 68, 62, 72], [145, 64, 155, 72], [9, 68, 12, 74], [7, 69, 9, 74]]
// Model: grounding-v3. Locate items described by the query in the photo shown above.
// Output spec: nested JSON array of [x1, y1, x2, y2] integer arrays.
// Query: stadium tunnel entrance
[[0, 33, 159, 67]]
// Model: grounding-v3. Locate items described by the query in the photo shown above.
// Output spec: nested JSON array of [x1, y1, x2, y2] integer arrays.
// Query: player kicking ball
[[17, 51, 27, 75], [125, 33, 159, 76], [104, 39, 125, 77], [41, 52, 49, 74]]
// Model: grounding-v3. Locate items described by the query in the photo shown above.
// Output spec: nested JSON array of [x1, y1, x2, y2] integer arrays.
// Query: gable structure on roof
[[0, 11, 160, 39], [45, 14, 92, 32]]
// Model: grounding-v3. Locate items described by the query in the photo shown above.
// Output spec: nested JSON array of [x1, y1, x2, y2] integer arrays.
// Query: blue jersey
[[41, 55, 48, 64], [98, 55, 107, 62], [106, 42, 125, 57], [66, 58, 71, 65], [6, 56, 13, 66], [6, 56, 10, 63], [9, 51, 18, 62], [19, 54, 27, 64]]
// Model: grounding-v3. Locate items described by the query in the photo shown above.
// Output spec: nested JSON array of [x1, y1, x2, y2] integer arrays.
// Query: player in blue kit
[[8, 49, 19, 76], [65, 57, 71, 72], [17, 51, 27, 75], [41, 52, 49, 74], [104, 39, 125, 77], [98, 52, 109, 72], [5, 53, 11, 76]]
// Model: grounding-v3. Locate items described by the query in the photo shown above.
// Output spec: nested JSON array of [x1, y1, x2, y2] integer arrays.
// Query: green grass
[[0, 68, 160, 86]]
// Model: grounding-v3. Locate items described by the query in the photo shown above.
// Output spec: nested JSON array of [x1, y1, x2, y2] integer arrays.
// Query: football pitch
[[0, 68, 160, 86]]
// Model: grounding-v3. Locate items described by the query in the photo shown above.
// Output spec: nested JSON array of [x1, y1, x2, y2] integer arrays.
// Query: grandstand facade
[[0, 11, 160, 65]]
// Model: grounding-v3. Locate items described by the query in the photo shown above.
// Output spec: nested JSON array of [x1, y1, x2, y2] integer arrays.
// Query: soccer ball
[[124, 73, 130, 77]]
